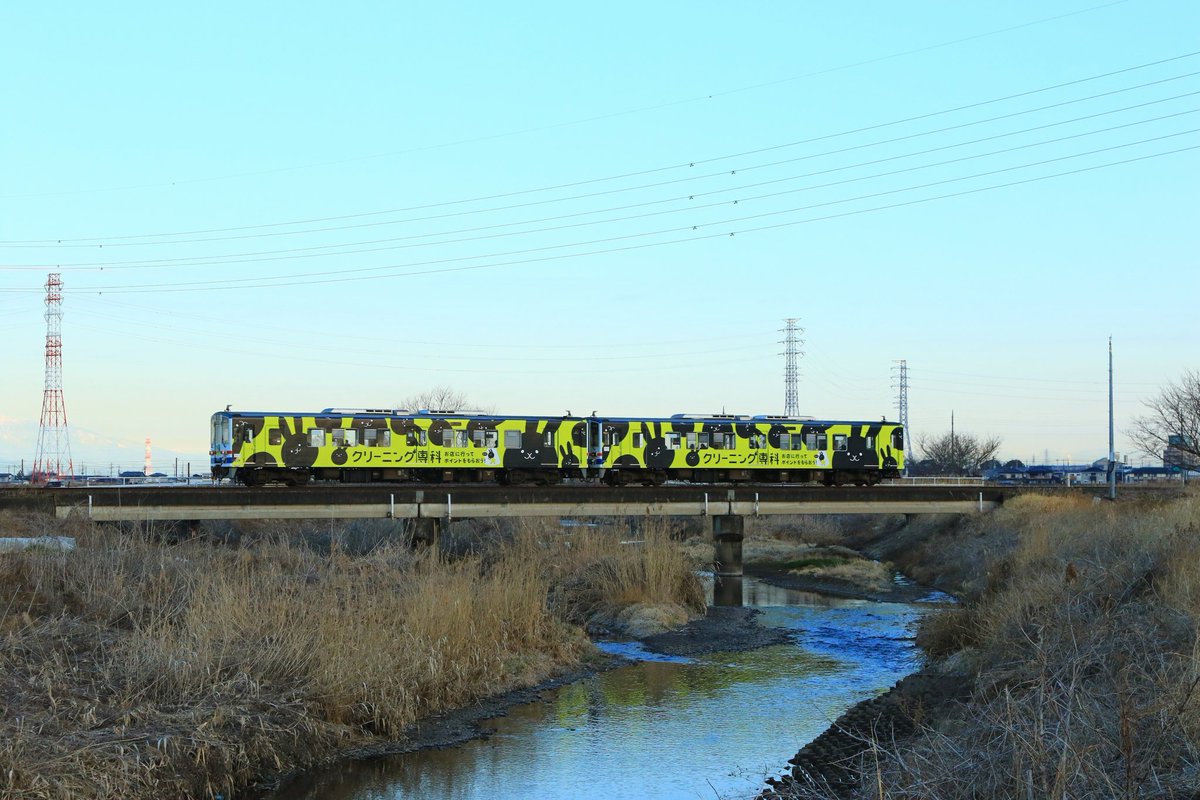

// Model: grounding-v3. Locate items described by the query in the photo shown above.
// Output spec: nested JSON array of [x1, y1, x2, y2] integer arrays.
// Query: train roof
[[212, 409, 899, 426]]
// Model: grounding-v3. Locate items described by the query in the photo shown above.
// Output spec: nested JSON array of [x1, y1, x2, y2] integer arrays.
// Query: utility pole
[[779, 318, 805, 417], [1108, 336, 1117, 500], [891, 360, 910, 475]]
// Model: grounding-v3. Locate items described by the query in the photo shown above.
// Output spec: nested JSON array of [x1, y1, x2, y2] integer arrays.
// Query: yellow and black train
[[211, 408, 904, 486]]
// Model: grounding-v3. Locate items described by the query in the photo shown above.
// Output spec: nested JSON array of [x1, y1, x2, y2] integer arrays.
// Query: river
[[272, 576, 941, 800]]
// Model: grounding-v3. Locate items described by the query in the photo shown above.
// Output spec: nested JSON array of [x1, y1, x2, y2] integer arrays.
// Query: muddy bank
[[762, 672, 972, 798]]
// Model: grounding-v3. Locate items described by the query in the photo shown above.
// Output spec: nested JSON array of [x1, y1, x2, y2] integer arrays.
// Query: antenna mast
[[32, 273, 73, 484], [780, 318, 805, 416]]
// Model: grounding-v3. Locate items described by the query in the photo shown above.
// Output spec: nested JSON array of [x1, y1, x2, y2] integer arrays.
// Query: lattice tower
[[779, 318, 805, 416], [144, 438, 152, 477], [892, 359, 910, 474], [32, 273, 73, 484]]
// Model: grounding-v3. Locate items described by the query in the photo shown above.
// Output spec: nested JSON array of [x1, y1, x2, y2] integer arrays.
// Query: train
[[210, 408, 904, 487]]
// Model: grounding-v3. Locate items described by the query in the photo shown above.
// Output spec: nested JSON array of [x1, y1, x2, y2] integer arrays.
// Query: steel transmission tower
[[892, 360, 910, 475], [32, 273, 74, 484], [780, 318, 805, 416]]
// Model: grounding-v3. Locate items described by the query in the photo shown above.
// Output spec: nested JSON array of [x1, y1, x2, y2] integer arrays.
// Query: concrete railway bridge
[[2, 484, 1012, 576]]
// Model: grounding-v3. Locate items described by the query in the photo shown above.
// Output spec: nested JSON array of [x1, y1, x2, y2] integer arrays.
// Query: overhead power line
[[7, 91, 1198, 271], [1, 49, 1195, 247], [7, 139, 1189, 295]]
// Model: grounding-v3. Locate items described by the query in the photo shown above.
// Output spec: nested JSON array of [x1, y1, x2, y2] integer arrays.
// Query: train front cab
[[209, 411, 235, 481]]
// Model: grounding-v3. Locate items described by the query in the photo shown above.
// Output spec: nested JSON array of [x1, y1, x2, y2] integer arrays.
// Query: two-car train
[[210, 408, 903, 486]]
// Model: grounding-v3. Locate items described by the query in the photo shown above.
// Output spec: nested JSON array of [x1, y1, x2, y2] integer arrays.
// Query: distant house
[[0, 473, 14, 484], [984, 459, 1146, 485], [1128, 466, 1179, 482]]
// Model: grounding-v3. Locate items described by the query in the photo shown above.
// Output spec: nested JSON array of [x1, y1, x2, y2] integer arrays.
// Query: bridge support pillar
[[411, 517, 442, 547], [712, 514, 744, 577]]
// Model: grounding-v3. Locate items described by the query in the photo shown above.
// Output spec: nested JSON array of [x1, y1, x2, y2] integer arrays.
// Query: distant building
[[1164, 434, 1198, 471], [983, 459, 1150, 485]]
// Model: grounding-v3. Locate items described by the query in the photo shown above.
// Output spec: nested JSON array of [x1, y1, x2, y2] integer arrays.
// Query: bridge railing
[[887, 476, 988, 487]]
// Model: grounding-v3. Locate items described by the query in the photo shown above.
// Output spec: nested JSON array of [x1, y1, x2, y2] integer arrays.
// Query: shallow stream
[[273, 577, 940, 800]]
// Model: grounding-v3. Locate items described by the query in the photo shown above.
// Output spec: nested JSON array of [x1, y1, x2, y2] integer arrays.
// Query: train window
[[457, 431, 469, 448], [748, 434, 765, 449], [442, 430, 453, 447], [710, 433, 734, 450], [380, 430, 392, 447], [332, 429, 347, 446], [309, 429, 325, 447], [633, 433, 643, 448], [472, 430, 485, 448], [666, 433, 681, 450], [345, 430, 357, 447], [505, 430, 521, 448], [779, 433, 791, 450], [269, 430, 281, 446], [864, 435, 874, 450], [892, 429, 904, 450], [364, 429, 377, 446], [243, 428, 254, 443], [833, 434, 848, 451], [407, 430, 427, 447], [699, 432, 711, 448], [686, 432, 698, 450], [544, 431, 553, 448]]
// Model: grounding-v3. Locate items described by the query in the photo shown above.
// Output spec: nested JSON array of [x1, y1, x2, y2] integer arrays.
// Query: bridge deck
[[0, 484, 1008, 522]]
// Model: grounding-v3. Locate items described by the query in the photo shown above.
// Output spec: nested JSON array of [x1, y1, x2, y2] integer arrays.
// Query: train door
[[210, 412, 234, 477]]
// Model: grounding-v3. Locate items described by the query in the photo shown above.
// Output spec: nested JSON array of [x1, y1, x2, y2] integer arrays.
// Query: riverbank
[[0, 514, 703, 800], [761, 488, 1200, 799]]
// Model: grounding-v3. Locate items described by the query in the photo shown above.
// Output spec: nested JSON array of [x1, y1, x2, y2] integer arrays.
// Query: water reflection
[[704, 572, 860, 608], [712, 575, 743, 607], [273, 577, 925, 800]]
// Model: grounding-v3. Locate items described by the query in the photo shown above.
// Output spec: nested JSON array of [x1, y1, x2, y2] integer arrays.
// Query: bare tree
[[1129, 370, 1200, 468], [916, 430, 1002, 476], [397, 385, 485, 413]]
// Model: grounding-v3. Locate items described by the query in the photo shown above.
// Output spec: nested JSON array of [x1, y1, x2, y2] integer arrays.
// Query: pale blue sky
[[1, 1, 1197, 474]]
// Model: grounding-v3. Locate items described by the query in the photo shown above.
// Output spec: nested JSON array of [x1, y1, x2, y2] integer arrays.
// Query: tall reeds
[[0, 511, 700, 799]]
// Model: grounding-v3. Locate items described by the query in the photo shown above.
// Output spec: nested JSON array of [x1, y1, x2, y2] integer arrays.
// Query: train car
[[210, 408, 903, 486], [210, 408, 586, 486], [595, 414, 903, 486]]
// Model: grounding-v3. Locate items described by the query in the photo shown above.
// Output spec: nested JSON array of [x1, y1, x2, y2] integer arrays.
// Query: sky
[[1, 1, 1197, 475]]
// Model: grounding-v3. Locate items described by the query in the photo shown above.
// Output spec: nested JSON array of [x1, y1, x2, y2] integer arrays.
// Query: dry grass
[[0, 511, 701, 799], [782, 489, 1200, 799], [537, 517, 706, 633]]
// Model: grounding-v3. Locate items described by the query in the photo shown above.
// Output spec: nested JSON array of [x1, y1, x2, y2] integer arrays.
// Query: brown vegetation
[[780, 490, 1200, 799], [0, 513, 701, 799]]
